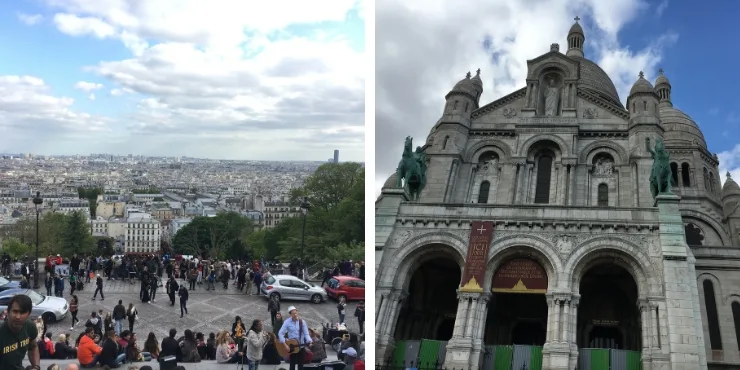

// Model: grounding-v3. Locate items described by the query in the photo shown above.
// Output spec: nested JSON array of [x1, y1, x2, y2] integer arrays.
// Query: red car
[[325, 276, 365, 301]]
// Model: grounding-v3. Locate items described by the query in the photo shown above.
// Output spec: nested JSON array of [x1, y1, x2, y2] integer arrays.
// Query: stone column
[[376, 290, 407, 362], [567, 164, 575, 205], [445, 292, 480, 369], [545, 294, 554, 342], [649, 301, 660, 350], [544, 293, 573, 370], [561, 298, 570, 342], [568, 296, 580, 370], [470, 293, 491, 370]]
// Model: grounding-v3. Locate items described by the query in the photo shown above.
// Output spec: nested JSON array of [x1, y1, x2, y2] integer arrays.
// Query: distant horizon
[[0, 152, 364, 163]]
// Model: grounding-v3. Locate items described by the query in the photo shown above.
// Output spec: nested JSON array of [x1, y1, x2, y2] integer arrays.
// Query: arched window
[[465, 102, 469, 112], [704, 280, 723, 350], [443, 136, 449, 150], [478, 181, 490, 204], [453, 101, 458, 110], [643, 101, 647, 111], [732, 302, 740, 351], [632, 101, 636, 112], [670, 162, 678, 186], [681, 163, 691, 187], [534, 155, 553, 204], [597, 184, 608, 206], [710, 172, 716, 193]]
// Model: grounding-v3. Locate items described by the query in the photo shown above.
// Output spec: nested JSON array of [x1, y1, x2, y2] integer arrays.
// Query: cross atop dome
[[574, 16, 580, 22], [466, 71, 471, 79], [659, 68, 664, 75], [476, 68, 481, 76], [639, 71, 644, 79]]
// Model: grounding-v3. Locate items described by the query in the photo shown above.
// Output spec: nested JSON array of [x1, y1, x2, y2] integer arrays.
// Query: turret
[[443, 70, 482, 117], [722, 172, 740, 246], [566, 16, 585, 58], [627, 71, 664, 206], [654, 68, 673, 109]]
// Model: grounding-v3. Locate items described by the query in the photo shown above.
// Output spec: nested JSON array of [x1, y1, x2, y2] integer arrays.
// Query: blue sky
[[0, 0, 365, 161], [375, 0, 740, 193]]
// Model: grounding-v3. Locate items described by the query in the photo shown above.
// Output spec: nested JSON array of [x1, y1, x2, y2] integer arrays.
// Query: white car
[[261, 274, 328, 304], [0, 289, 69, 323]]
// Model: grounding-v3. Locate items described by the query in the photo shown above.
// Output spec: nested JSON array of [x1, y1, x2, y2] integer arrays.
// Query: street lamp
[[32, 191, 43, 289], [299, 197, 310, 279]]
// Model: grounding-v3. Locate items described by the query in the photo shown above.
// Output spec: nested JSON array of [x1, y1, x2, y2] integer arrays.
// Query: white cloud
[[656, 0, 669, 17], [17, 13, 44, 25], [88, 93, 95, 100], [719, 145, 740, 187], [0, 75, 109, 142], [74, 81, 103, 91], [375, 0, 678, 195], [15, 0, 366, 160]]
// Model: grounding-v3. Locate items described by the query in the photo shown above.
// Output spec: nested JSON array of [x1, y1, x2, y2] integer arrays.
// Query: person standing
[[354, 301, 365, 334], [278, 306, 312, 370], [69, 295, 79, 331], [267, 296, 280, 327], [178, 284, 189, 318], [92, 274, 104, 301], [166, 276, 179, 306], [246, 319, 269, 370], [231, 316, 246, 353], [112, 300, 126, 336], [126, 303, 138, 333], [0, 295, 42, 370], [45, 274, 53, 296], [140, 267, 150, 300], [337, 297, 347, 324], [149, 275, 158, 303]]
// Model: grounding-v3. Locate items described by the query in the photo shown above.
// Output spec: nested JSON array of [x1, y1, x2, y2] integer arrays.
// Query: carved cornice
[[578, 131, 629, 138], [394, 218, 659, 234], [472, 88, 527, 119], [576, 88, 629, 119], [469, 130, 516, 137]]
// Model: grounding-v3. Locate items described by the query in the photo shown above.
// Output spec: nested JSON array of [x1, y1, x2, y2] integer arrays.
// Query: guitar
[[277, 338, 305, 357]]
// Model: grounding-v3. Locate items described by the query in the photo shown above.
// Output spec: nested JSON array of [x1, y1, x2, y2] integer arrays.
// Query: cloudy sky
[[376, 0, 740, 195], [0, 0, 365, 161]]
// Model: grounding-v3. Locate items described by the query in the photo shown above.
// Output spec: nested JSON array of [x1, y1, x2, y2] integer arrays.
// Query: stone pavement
[[36, 278, 364, 345], [27, 359, 351, 369]]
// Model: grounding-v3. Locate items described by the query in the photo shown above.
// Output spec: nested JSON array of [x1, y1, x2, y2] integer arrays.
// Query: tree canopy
[[171, 212, 255, 260], [0, 211, 96, 257]]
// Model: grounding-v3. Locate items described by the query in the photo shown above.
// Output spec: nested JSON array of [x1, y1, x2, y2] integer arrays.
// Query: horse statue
[[646, 137, 673, 199], [396, 136, 427, 200]]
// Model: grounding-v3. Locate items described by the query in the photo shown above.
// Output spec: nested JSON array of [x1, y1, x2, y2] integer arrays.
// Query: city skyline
[[0, 0, 366, 162]]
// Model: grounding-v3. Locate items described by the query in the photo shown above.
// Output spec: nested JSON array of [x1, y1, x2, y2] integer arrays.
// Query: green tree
[[1, 238, 31, 259], [172, 212, 255, 259], [61, 211, 95, 255], [291, 162, 364, 211], [96, 236, 115, 256]]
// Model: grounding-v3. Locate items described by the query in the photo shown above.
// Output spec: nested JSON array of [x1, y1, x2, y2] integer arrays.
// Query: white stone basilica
[[375, 18, 740, 370]]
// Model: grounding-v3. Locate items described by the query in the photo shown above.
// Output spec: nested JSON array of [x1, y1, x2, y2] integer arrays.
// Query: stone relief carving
[[593, 158, 614, 176], [480, 157, 499, 174], [555, 235, 574, 255], [583, 108, 599, 119], [502, 107, 517, 118], [387, 229, 413, 248], [544, 79, 560, 117]]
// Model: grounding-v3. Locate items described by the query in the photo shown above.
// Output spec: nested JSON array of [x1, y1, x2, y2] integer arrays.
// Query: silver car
[[261, 274, 328, 304], [0, 289, 69, 323]]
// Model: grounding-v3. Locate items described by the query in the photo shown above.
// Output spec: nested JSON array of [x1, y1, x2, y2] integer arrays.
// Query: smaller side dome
[[723, 172, 740, 199], [566, 16, 585, 58], [629, 71, 654, 95], [450, 71, 478, 97], [568, 19, 584, 36], [654, 68, 670, 87], [470, 68, 482, 87], [382, 171, 399, 189]]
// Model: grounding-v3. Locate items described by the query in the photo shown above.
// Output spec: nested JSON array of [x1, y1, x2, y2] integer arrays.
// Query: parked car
[[0, 277, 21, 292], [261, 274, 327, 304], [325, 276, 365, 301], [0, 289, 69, 323]]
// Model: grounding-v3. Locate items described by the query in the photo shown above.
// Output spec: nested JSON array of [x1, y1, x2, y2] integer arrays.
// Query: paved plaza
[[35, 278, 363, 344]]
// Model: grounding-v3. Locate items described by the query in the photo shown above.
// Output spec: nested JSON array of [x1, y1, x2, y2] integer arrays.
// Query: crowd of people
[[0, 252, 366, 370]]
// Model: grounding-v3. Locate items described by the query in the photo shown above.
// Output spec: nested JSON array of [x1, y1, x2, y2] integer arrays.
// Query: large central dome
[[570, 56, 623, 108]]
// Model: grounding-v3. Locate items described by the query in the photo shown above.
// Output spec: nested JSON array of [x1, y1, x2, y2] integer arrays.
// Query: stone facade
[[376, 19, 740, 370]]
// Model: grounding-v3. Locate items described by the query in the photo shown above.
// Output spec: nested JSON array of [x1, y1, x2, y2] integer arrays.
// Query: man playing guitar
[[278, 306, 312, 370]]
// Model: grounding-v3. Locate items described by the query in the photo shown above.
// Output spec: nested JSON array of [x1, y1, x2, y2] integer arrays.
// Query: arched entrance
[[484, 257, 549, 345], [577, 262, 641, 350], [394, 256, 461, 341]]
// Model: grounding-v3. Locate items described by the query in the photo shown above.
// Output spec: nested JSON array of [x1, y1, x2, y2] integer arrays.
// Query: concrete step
[[27, 358, 350, 369]]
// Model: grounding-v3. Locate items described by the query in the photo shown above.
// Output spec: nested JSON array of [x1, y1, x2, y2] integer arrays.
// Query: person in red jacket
[[42, 332, 55, 358]]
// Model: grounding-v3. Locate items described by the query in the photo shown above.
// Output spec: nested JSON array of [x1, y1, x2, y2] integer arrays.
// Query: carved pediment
[[526, 51, 580, 80], [471, 88, 526, 120]]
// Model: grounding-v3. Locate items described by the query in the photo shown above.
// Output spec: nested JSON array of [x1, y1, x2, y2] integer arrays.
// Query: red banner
[[459, 221, 494, 292], [492, 258, 547, 294]]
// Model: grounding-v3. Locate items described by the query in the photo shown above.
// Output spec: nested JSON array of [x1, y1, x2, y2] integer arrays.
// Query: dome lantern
[[566, 16, 585, 58], [654, 68, 673, 108]]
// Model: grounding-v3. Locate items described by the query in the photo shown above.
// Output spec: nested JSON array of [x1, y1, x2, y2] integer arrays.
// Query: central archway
[[484, 257, 549, 345], [577, 262, 641, 350]]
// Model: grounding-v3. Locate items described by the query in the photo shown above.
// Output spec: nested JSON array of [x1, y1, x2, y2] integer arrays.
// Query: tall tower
[[566, 16, 585, 58], [422, 70, 483, 202], [627, 71, 663, 206], [333, 149, 339, 163]]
